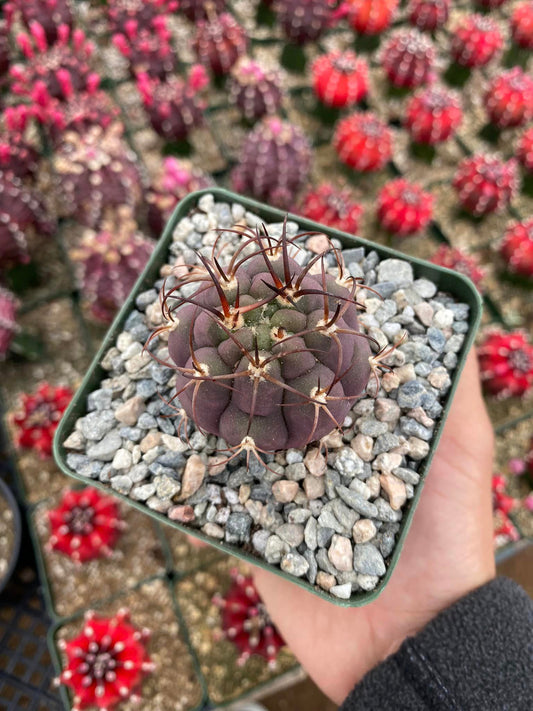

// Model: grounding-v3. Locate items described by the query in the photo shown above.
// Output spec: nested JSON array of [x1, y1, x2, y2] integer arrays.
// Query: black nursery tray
[[53, 187, 483, 607]]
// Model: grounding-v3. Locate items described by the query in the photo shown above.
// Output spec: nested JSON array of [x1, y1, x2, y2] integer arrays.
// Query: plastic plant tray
[[53, 187, 483, 608]]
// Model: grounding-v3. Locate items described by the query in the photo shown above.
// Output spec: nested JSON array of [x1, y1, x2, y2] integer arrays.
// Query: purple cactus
[[0, 171, 54, 268], [70, 213, 153, 322], [107, 0, 178, 34], [0, 107, 40, 180], [10, 23, 99, 104], [146, 157, 213, 238], [112, 16, 176, 79], [229, 58, 283, 121], [0, 287, 18, 358], [53, 123, 144, 228], [136, 68, 207, 142], [275, 0, 337, 44], [231, 116, 312, 209], [180, 0, 226, 21], [0, 21, 10, 82], [147, 221, 379, 460], [193, 12, 247, 76], [5, 0, 73, 45]]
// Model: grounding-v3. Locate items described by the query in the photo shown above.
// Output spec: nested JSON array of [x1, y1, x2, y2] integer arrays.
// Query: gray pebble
[[87, 430, 122, 462], [334, 448, 364, 477], [397, 380, 426, 409], [304, 549, 318, 585], [286, 449, 303, 464], [264, 535, 289, 564], [304, 517, 318, 550], [131, 483, 156, 501], [316, 548, 339, 576], [136, 289, 158, 310], [225, 512, 252, 544], [111, 475, 133, 495], [252, 529, 270, 555], [412, 278, 437, 299], [277, 523, 304, 547], [316, 526, 335, 548], [280, 552, 309, 578], [87, 388, 113, 412], [393, 467, 420, 485], [400, 417, 433, 441], [336, 485, 378, 518], [81, 410, 116, 441], [353, 543, 386, 576], [377, 259, 413, 287]]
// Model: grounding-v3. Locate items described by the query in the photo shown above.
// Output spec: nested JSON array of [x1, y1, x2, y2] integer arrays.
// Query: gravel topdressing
[[63, 193, 471, 601]]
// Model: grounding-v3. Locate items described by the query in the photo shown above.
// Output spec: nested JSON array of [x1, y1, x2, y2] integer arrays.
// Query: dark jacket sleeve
[[339, 577, 533, 711]]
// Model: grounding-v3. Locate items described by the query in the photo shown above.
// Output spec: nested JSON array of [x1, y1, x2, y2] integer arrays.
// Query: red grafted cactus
[[492, 474, 520, 546], [0, 287, 18, 359], [12, 382, 72, 457], [213, 569, 285, 668], [107, 0, 178, 34], [193, 12, 247, 76], [70, 213, 153, 322], [179, 0, 226, 20], [0, 171, 54, 267], [136, 70, 207, 142], [484, 68, 533, 130], [299, 182, 363, 234], [377, 179, 433, 236], [430, 245, 485, 290], [518, 127, 533, 172], [511, 2, 533, 50], [57, 609, 154, 711], [53, 124, 143, 228], [453, 155, 518, 217], [231, 117, 311, 209], [347, 0, 398, 35], [10, 24, 99, 103], [5, 0, 73, 45], [478, 330, 533, 398], [112, 17, 176, 79], [499, 219, 533, 280], [381, 29, 436, 89], [146, 157, 213, 238], [47, 488, 126, 562], [408, 0, 450, 33], [147, 221, 383, 461], [275, 0, 338, 44], [0, 106, 40, 180], [229, 58, 283, 121], [405, 86, 462, 144], [334, 112, 392, 172], [450, 14, 503, 68], [312, 50, 368, 109]]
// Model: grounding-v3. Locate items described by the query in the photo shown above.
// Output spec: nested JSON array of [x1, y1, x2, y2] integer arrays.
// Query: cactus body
[[381, 29, 435, 89], [229, 58, 283, 121], [5, 0, 73, 44], [107, 0, 178, 34], [347, 0, 398, 35], [193, 13, 247, 76], [499, 219, 533, 279], [430, 246, 485, 290], [511, 2, 533, 50], [405, 86, 462, 145], [450, 15, 503, 68], [377, 178, 433, 236], [334, 112, 392, 172], [113, 18, 176, 78], [453, 154, 518, 217], [299, 183, 363, 234], [276, 0, 335, 44], [518, 127, 533, 172], [485, 68, 533, 129], [312, 50, 368, 109], [408, 0, 449, 33], [478, 330, 533, 398], [12, 382, 72, 457], [0, 287, 18, 359]]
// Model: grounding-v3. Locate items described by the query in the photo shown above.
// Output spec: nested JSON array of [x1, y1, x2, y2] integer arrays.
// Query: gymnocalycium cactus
[[147, 220, 393, 463]]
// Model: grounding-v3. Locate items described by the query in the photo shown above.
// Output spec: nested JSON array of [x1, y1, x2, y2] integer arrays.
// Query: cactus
[[70, 211, 153, 322], [334, 112, 393, 172], [381, 29, 435, 89], [499, 219, 533, 279], [0, 20, 10, 82], [56, 609, 154, 711], [312, 50, 368, 109], [193, 12, 247, 76], [147, 220, 387, 461], [511, 2, 533, 50], [136, 70, 207, 142], [275, 0, 337, 44], [47, 487, 126, 562], [430, 246, 485, 290], [11, 382, 72, 457], [453, 154, 518, 217], [518, 127, 533, 172], [299, 182, 363, 234], [405, 86, 462, 145], [53, 124, 144, 228], [484, 68, 533, 130], [377, 178, 433, 236], [0, 171, 54, 267], [229, 58, 283, 121], [10, 24, 99, 103], [450, 14, 503, 68], [492, 474, 520, 546], [478, 329, 533, 398], [107, 0, 178, 34], [179, 0, 226, 21], [112, 16, 176, 79], [475, 0, 507, 8], [213, 568, 285, 668], [147, 157, 213, 238], [0, 287, 18, 359], [0, 107, 40, 180], [231, 117, 311, 209], [5, 0, 73, 45], [408, 0, 449, 33], [347, 0, 398, 35]]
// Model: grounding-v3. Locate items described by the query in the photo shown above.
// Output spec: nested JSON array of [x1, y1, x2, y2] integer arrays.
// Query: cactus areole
[[147, 221, 380, 461]]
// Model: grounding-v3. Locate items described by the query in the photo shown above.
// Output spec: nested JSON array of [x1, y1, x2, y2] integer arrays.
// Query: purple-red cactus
[[0, 287, 18, 359], [53, 124, 143, 228], [5, 0, 73, 45], [229, 58, 283, 121], [147, 221, 386, 462], [275, 0, 338, 44], [0, 107, 40, 180], [70, 212, 153, 322], [146, 157, 213, 238], [193, 12, 247, 76], [10, 23, 99, 104], [180, 0, 226, 20], [0, 171, 54, 267], [0, 21, 10, 82], [113, 16, 176, 79], [107, 0, 178, 34], [136, 69, 207, 142], [231, 117, 311, 210]]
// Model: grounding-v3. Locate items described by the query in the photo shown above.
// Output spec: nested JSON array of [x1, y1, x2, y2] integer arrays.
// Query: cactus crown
[[147, 220, 393, 466]]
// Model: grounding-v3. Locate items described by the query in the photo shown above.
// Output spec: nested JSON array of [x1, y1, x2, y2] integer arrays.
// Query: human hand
[[252, 350, 496, 704]]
